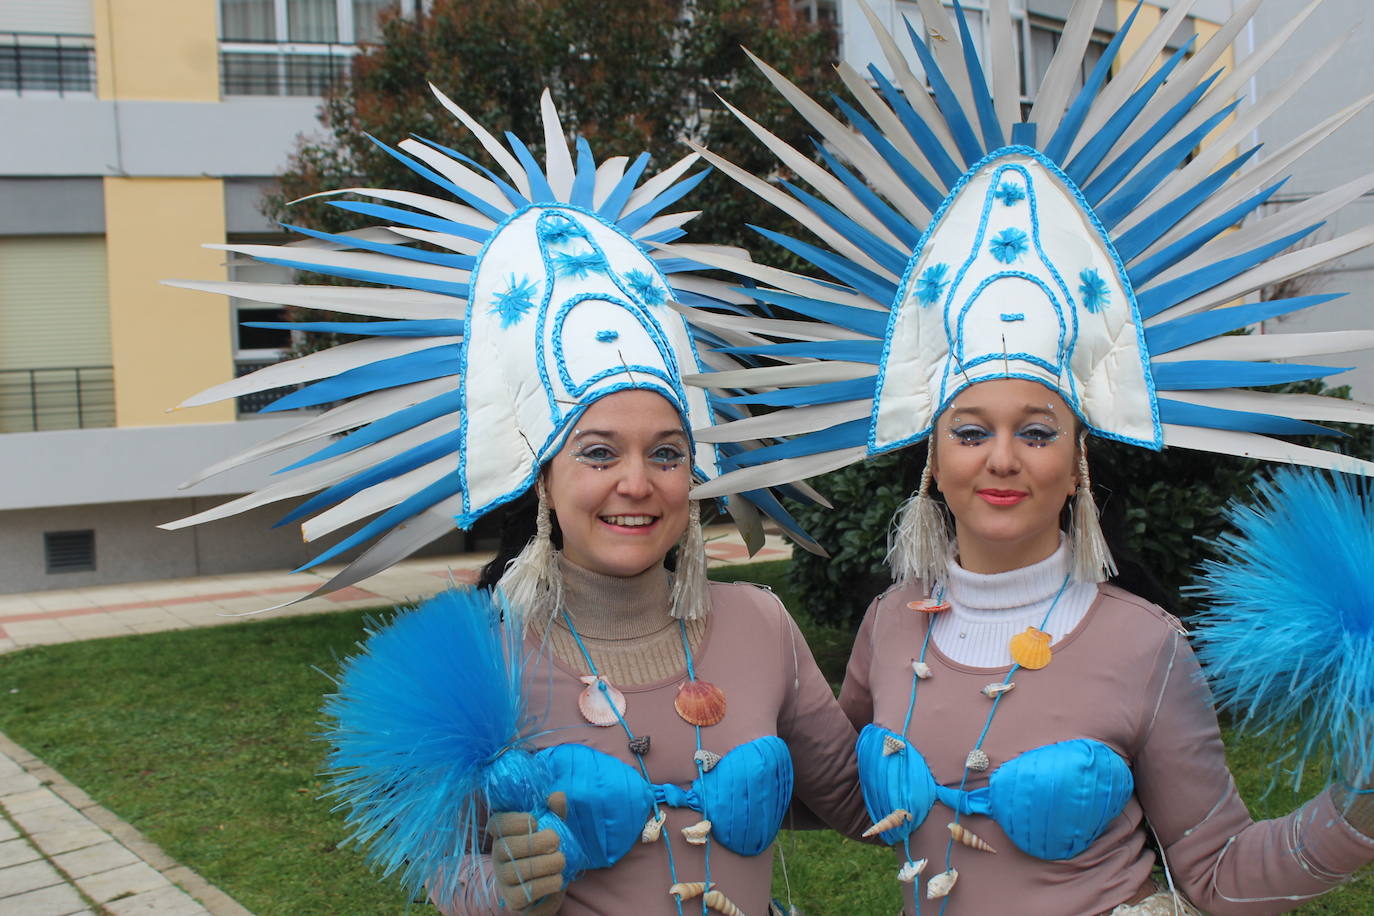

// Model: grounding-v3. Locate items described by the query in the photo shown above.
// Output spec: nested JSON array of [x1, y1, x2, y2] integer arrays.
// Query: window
[[218, 0, 406, 96], [45, 530, 95, 574], [227, 253, 302, 416], [0, 32, 95, 95]]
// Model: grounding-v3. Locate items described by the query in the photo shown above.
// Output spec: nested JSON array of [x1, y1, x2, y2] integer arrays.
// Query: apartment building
[[0, 0, 1365, 591]]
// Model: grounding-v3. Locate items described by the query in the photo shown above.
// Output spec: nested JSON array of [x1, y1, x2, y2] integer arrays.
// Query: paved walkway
[[0, 527, 791, 914]]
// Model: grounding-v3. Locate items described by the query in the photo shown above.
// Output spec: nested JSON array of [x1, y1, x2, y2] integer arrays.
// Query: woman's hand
[[488, 792, 568, 915]]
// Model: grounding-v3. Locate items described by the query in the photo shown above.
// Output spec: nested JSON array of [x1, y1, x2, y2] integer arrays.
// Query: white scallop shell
[[912, 660, 932, 679], [980, 681, 1015, 698], [577, 675, 626, 727], [926, 868, 958, 899], [897, 858, 927, 883], [681, 819, 713, 845]]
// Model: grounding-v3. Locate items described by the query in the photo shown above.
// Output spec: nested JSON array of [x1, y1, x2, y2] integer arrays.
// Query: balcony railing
[[0, 32, 96, 96], [220, 41, 357, 97], [0, 366, 114, 433], [235, 359, 304, 416]]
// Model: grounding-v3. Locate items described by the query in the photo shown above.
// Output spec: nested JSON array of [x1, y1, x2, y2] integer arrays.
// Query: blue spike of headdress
[[868, 64, 965, 189], [1042, 0, 1146, 163], [278, 223, 476, 271], [813, 142, 927, 247], [830, 95, 949, 215], [900, 14, 985, 167], [951, 0, 1005, 152], [261, 345, 462, 413], [365, 134, 508, 223], [778, 178, 911, 277], [327, 199, 491, 243], [598, 152, 652, 218], [410, 135, 531, 209]]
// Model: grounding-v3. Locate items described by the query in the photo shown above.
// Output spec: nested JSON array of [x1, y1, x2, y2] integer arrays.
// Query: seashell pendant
[[1009, 626, 1053, 669], [981, 681, 1015, 698], [907, 598, 951, 614], [882, 734, 905, 756], [897, 858, 927, 883], [694, 748, 721, 772], [628, 735, 651, 757], [681, 819, 713, 845], [926, 868, 958, 899], [641, 810, 666, 843], [912, 660, 932, 679], [965, 748, 990, 772], [675, 678, 727, 727], [948, 821, 997, 853], [577, 675, 626, 727]]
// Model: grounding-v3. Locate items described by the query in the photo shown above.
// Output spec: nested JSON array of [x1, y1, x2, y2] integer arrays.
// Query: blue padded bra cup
[[856, 724, 1134, 860], [537, 734, 794, 870]]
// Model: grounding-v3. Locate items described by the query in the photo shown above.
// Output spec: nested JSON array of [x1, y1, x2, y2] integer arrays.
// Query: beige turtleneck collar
[[536, 554, 707, 686]]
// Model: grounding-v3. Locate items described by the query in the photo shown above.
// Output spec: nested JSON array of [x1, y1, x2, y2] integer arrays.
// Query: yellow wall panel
[[1192, 18, 1237, 151], [1116, 1, 1162, 78], [95, 0, 219, 101], [104, 177, 234, 427]]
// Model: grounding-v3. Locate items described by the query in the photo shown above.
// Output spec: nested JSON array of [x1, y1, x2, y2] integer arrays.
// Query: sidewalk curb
[[0, 731, 251, 916]]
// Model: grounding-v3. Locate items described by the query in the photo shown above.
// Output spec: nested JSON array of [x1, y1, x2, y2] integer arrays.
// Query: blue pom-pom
[[1191, 466, 1374, 791], [321, 588, 570, 903]]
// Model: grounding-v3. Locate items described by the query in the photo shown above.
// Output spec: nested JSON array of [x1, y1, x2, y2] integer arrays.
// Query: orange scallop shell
[[1009, 627, 1053, 670], [674, 679, 726, 727], [907, 598, 951, 614]]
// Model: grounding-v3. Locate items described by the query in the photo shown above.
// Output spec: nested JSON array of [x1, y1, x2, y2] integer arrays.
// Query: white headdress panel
[[873, 149, 1159, 453], [684, 0, 1374, 501], [161, 88, 820, 606], [458, 203, 717, 526]]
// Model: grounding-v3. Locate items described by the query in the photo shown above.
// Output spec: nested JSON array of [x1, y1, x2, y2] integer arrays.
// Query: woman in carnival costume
[[679, 0, 1374, 912], [163, 88, 869, 914]]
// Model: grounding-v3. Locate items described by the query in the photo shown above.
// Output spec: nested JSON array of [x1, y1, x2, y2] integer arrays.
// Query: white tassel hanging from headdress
[[497, 480, 563, 625], [669, 499, 710, 620], [887, 458, 951, 587], [1071, 432, 1116, 583]]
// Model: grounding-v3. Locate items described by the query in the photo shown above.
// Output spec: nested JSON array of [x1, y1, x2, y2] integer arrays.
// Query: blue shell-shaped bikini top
[[537, 734, 793, 870], [856, 724, 1133, 860]]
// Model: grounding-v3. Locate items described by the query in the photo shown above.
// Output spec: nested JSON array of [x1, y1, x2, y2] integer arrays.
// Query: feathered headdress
[[160, 87, 824, 605], [679, 0, 1374, 503]]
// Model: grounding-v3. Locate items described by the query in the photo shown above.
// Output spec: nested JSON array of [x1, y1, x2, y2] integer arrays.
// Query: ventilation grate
[[44, 530, 95, 573]]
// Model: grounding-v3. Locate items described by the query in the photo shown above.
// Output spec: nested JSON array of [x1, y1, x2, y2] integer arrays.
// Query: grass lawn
[[0, 560, 1367, 913]]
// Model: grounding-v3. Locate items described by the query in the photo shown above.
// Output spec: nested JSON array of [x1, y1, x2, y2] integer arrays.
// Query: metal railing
[[0, 366, 114, 433], [0, 32, 96, 96], [220, 41, 356, 96]]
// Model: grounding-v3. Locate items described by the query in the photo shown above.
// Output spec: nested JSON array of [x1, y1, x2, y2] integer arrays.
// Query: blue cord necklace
[[561, 610, 717, 916], [898, 572, 1072, 914]]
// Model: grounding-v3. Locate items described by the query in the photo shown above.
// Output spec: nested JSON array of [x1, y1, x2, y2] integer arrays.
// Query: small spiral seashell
[[669, 881, 712, 900], [862, 808, 912, 838], [681, 819, 713, 845], [981, 681, 1015, 698], [965, 748, 990, 771], [907, 598, 950, 613], [1009, 626, 1053, 669], [926, 868, 958, 899], [948, 821, 997, 853], [577, 675, 626, 726], [703, 889, 746, 916], [911, 660, 932, 679], [675, 679, 727, 727], [694, 748, 721, 772], [640, 810, 665, 843], [628, 735, 651, 756], [897, 858, 927, 883], [882, 735, 905, 756]]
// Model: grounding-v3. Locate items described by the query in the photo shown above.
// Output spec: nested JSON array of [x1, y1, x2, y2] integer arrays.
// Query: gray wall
[[1247, 0, 1374, 400]]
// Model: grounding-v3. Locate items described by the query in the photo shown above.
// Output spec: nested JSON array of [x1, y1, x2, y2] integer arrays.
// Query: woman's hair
[[476, 486, 554, 590]]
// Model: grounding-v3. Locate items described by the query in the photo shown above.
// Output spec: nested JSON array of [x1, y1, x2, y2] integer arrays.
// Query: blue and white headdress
[[683, 0, 1374, 576], [162, 88, 819, 610]]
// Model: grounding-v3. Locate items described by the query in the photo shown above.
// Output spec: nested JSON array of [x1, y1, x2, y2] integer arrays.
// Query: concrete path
[[0, 527, 792, 913]]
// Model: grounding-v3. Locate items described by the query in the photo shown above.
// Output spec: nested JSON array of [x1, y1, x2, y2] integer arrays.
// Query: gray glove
[[487, 792, 568, 915]]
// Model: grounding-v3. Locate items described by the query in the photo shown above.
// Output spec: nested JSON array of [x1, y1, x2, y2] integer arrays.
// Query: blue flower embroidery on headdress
[[992, 181, 1025, 206], [553, 251, 608, 279], [1079, 268, 1110, 313], [989, 228, 1029, 264], [623, 269, 666, 306], [491, 274, 538, 328], [915, 263, 951, 307], [538, 216, 589, 245]]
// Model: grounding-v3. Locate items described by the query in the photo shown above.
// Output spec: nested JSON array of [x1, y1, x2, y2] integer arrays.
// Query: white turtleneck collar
[[930, 538, 1100, 667]]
